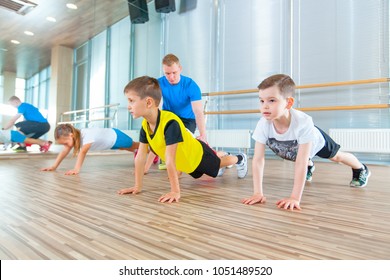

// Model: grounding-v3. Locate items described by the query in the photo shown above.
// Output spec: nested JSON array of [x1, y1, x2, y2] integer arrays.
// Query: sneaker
[[350, 164, 371, 188], [40, 141, 52, 153], [159, 161, 167, 170], [306, 164, 315, 182], [153, 155, 159, 164], [217, 167, 226, 177], [13, 145, 27, 152], [236, 153, 248, 179]]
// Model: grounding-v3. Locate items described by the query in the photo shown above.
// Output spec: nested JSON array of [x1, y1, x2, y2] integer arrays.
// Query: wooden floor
[[1, 151, 390, 260]]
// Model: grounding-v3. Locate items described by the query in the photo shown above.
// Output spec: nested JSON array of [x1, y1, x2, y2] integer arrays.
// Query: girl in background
[[41, 124, 139, 175]]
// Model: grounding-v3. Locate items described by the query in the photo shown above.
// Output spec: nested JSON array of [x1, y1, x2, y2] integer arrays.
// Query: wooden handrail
[[204, 104, 390, 115], [203, 77, 390, 97], [58, 103, 120, 127], [60, 103, 120, 115], [57, 117, 114, 125]]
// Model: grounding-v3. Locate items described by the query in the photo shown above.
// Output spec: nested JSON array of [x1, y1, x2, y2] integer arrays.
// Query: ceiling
[[0, 0, 131, 79]]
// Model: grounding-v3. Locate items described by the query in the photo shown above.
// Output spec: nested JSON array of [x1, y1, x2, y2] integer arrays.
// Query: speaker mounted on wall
[[155, 0, 176, 13], [128, 0, 149, 24]]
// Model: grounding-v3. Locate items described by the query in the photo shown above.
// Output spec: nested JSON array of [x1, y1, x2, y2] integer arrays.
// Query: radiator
[[207, 130, 252, 150], [329, 128, 390, 153]]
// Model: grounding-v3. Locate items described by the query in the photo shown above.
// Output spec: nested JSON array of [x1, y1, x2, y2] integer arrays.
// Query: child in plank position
[[0, 129, 51, 152], [41, 124, 139, 175], [242, 74, 370, 211], [117, 76, 248, 203]]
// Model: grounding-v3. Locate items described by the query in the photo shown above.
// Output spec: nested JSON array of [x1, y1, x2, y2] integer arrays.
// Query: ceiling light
[[46, 16, 56, 22], [24, 31, 34, 36], [11, 40, 20, 44], [0, 48, 8, 52], [66, 3, 78, 10]]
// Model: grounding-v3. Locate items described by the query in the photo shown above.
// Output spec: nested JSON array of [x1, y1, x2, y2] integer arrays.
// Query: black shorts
[[180, 117, 196, 134], [15, 121, 50, 139], [189, 140, 221, 179], [315, 126, 340, 159]]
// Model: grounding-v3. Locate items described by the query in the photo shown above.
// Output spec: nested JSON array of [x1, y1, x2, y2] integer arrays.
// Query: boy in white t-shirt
[[242, 74, 370, 211]]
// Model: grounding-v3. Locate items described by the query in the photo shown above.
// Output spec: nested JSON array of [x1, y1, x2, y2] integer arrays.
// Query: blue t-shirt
[[158, 75, 201, 120], [18, 103, 48, 123]]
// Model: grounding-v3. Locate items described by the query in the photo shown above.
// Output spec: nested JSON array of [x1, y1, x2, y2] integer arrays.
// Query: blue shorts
[[111, 129, 133, 149], [11, 130, 27, 143]]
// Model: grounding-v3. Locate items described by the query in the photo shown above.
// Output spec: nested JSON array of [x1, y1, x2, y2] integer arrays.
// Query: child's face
[[258, 85, 293, 121], [125, 90, 148, 119], [56, 135, 74, 148]]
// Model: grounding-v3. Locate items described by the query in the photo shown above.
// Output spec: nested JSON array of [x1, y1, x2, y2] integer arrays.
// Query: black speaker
[[179, 0, 196, 14], [128, 0, 149, 24], [155, 0, 176, 13]]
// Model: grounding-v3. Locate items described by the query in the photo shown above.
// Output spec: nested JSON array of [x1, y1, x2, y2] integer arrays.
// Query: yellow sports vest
[[142, 110, 203, 173]]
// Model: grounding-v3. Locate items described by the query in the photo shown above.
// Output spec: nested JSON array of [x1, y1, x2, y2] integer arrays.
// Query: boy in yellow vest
[[117, 76, 248, 203]]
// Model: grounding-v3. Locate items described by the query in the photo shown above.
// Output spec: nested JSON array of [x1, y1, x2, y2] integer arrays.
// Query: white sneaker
[[217, 167, 226, 177], [236, 153, 248, 179]]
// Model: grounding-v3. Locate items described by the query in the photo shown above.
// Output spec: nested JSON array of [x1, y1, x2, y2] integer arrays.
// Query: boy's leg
[[329, 151, 370, 187], [315, 126, 369, 187], [113, 129, 139, 152], [216, 152, 230, 176], [329, 151, 363, 169], [220, 154, 238, 167]]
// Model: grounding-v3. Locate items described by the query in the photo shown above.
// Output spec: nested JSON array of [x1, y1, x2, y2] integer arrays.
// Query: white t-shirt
[[81, 128, 117, 151], [252, 108, 325, 161]]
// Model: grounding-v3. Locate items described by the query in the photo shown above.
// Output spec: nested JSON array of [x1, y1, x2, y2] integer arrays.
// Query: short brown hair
[[8, 96, 21, 103], [162, 53, 180, 67], [258, 74, 295, 98], [123, 76, 162, 106]]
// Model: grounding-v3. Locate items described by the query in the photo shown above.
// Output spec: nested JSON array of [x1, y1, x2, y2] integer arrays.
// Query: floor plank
[[0, 153, 389, 259]]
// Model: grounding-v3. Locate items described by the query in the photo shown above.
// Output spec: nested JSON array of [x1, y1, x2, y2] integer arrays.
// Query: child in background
[[0, 129, 51, 152], [242, 74, 370, 211], [41, 124, 139, 175], [117, 76, 248, 203]]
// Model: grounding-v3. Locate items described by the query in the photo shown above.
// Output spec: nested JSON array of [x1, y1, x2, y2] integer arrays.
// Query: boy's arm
[[158, 143, 180, 203], [117, 142, 148, 195], [242, 142, 267, 205], [41, 145, 72, 171], [276, 142, 312, 211], [65, 143, 92, 175], [144, 151, 156, 174]]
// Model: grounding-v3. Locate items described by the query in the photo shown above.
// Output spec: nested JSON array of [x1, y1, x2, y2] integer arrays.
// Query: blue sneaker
[[306, 164, 315, 182], [350, 164, 371, 188]]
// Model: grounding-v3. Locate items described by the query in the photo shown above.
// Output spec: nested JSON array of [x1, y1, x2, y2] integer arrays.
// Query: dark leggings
[[15, 121, 50, 139]]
